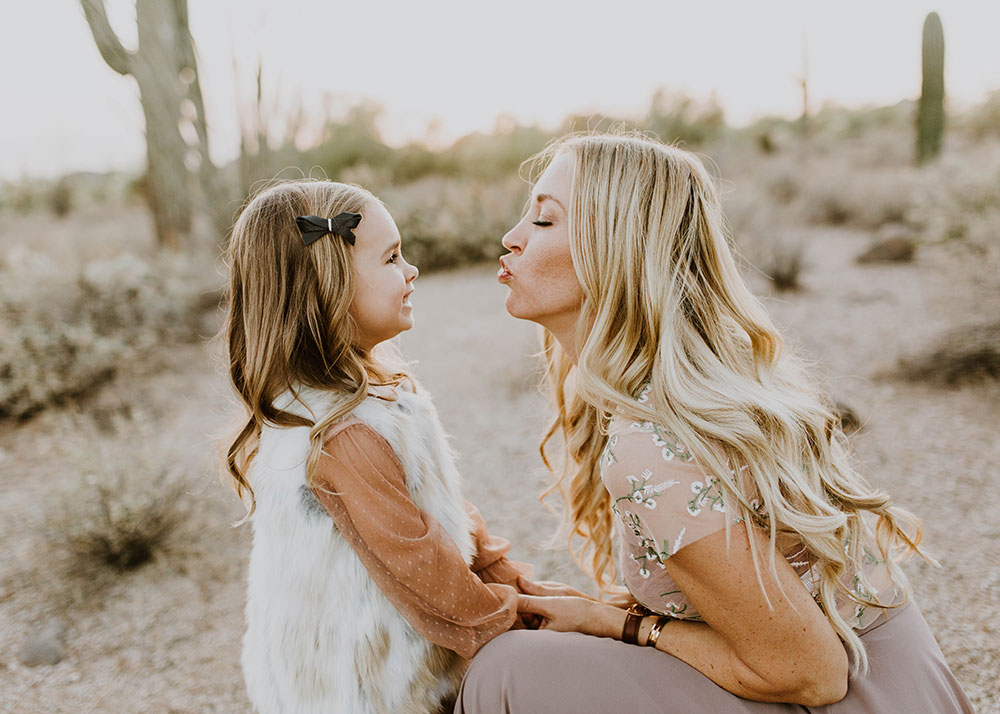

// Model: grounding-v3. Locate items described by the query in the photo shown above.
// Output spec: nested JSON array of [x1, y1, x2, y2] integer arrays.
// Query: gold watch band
[[645, 615, 669, 647]]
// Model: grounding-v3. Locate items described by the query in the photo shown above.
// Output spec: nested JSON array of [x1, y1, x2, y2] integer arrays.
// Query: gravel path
[[0, 227, 996, 712]]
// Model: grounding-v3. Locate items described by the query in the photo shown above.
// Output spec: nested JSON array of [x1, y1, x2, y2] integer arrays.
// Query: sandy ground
[[1, 227, 997, 713]]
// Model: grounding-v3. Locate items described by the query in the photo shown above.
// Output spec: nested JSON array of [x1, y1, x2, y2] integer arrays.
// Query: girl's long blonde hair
[[533, 132, 933, 673], [222, 179, 410, 520]]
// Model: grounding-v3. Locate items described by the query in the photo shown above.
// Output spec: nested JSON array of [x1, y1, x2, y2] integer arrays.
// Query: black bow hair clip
[[295, 212, 362, 246]]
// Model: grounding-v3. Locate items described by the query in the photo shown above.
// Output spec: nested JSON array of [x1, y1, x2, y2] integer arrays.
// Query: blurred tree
[[308, 103, 392, 179], [916, 11, 945, 164], [80, 0, 230, 249], [644, 89, 725, 146]]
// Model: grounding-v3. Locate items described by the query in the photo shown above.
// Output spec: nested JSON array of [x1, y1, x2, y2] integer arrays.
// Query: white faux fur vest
[[241, 383, 475, 714]]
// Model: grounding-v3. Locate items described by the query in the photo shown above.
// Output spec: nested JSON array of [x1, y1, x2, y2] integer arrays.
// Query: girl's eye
[[388, 252, 399, 264], [532, 220, 553, 227]]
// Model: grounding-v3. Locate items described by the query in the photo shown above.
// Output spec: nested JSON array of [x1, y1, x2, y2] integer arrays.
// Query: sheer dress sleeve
[[602, 423, 730, 565], [309, 421, 519, 660]]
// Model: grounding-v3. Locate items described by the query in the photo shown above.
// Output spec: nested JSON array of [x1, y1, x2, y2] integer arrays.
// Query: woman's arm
[[518, 523, 849, 706]]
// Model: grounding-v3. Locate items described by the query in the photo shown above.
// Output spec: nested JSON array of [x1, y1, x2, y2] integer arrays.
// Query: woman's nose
[[501, 221, 524, 253]]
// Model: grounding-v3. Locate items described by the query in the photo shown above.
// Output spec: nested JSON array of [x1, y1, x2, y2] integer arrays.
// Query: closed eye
[[532, 220, 553, 227]]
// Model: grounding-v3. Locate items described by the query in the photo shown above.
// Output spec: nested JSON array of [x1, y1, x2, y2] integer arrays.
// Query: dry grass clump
[[0, 247, 219, 419], [47, 412, 191, 572], [756, 229, 806, 291], [898, 321, 1000, 386]]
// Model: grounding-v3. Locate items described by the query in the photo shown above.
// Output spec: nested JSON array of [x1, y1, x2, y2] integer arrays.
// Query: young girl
[[222, 179, 531, 714]]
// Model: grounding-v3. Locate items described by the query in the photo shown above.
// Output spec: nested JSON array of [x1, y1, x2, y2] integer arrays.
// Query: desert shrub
[[644, 89, 726, 146], [381, 174, 525, 271], [48, 178, 72, 217], [48, 413, 189, 571], [2, 179, 47, 215], [0, 248, 217, 418], [307, 103, 392, 179], [443, 124, 552, 180], [897, 321, 1000, 386], [763, 233, 806, 291], [908, 144, 1000, 257], [956, 91, 1000, 141], [742, 227, 806, 292], [720, 181, 805, 292], [794, 165, 917, 230]]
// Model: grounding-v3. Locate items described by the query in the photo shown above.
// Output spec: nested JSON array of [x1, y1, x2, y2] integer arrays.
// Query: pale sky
[[3, 1, 999, 180]]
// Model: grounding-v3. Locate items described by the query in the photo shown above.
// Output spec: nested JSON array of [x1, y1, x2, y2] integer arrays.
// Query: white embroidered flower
[[690, 481, 703, 494], [687, 503, 701, 516], [672, 527, 687, 554], [637, 383, 652, 403], [641, 479, 677, 497]]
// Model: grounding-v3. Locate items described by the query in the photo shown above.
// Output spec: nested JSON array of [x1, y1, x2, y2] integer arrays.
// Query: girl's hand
[[516, 593, 626, 639]]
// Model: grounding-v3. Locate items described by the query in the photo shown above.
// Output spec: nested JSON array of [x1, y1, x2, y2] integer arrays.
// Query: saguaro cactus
[[916, 12, 945, 164], [80, 0, 229, 249]]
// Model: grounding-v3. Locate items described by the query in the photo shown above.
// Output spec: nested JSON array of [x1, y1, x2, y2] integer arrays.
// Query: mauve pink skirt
[[454, 601, 976, 714]]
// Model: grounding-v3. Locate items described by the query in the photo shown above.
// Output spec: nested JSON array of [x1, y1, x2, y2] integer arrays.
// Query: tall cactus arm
[[80, 0, 133, 76]]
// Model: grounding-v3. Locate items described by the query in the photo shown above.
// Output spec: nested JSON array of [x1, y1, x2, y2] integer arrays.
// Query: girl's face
[[498, 150, 584, 333], [349, 201, 419, 351]]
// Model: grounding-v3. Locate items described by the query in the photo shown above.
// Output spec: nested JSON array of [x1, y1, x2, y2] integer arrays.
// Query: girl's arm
[[463, 499, 535, 589], [311, 422, 521, 660], [517, 523, 849, 706]]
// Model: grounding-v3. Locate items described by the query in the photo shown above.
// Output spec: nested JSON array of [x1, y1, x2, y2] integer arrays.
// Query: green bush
[[381, 175, 526, 271]]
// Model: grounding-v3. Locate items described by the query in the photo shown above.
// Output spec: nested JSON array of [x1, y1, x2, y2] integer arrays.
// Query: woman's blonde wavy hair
[[222, 179, 411, 521], [531, 131, 934, 673]]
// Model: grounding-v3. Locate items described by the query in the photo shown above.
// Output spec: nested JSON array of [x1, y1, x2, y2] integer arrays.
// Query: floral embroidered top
[[600, 387, 904, 629]]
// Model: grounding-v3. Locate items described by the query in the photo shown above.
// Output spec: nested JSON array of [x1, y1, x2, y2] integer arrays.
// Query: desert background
[[1, 2, 998, 712]]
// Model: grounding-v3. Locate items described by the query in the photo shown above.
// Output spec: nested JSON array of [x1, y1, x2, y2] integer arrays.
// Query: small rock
[[834, 402, 863, 433], [856, 235, 916, 264], [19, 617, 67, 667]]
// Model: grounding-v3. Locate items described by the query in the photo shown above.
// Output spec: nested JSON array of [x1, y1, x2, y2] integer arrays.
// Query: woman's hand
[[516, 588, 626, 639]]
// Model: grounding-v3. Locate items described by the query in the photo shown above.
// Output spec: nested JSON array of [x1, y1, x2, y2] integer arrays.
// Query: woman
[[456, 133, 975, 713]]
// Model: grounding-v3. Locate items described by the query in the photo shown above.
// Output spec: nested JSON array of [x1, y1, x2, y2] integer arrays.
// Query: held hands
[[515, 576, 626, 639]]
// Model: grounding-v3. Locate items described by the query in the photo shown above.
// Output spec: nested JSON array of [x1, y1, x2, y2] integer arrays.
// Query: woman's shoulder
[[603, 400, 697, 476]]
